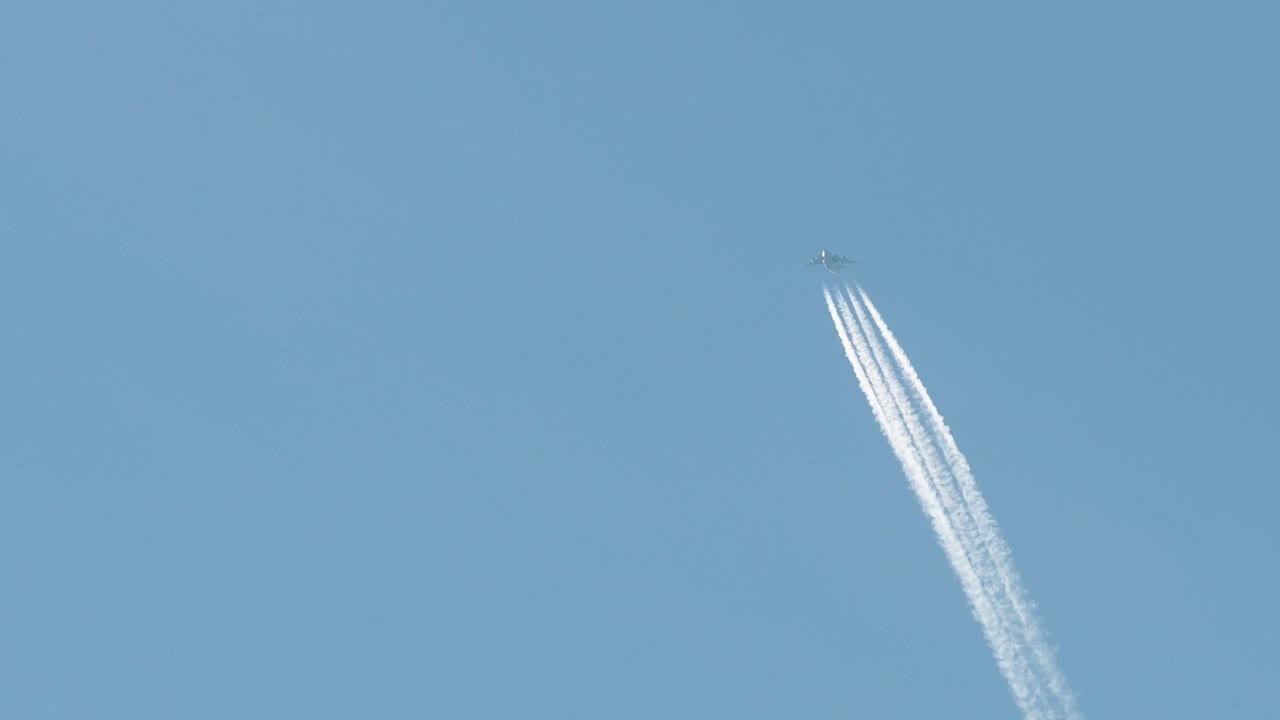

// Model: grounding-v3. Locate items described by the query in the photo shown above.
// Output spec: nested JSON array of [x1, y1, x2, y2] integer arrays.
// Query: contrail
[[822, 283, 1081, 719], [822, 287, 1044, 716], [852, 285, 1081, 718]]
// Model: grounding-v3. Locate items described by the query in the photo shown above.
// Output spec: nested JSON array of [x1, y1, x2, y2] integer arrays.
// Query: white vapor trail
[[837, 288, 1049, 714], [852, 285, 1081, 717], [821, 287, 1042, 714], [823, 283, 1081, 719]]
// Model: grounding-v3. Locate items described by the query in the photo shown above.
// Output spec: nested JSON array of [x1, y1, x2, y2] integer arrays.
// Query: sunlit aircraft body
[[807, 249, 857, 274]]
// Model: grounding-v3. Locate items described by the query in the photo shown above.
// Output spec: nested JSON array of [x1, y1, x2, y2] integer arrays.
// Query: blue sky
[[3, 2, 1277, 717]]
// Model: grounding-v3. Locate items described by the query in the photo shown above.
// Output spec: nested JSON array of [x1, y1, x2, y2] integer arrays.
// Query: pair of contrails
[[822, 283, 1081, 720]]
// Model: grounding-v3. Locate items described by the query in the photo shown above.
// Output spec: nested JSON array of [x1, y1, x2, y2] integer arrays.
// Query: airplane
[[806, 249, 858, 274]]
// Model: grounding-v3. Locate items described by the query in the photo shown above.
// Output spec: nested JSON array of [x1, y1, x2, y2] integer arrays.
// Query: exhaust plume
[[822, 283, 1081, 719]]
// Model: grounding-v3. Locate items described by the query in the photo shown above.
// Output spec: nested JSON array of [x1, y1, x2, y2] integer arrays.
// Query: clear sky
[[3, 2, 1277, 718]]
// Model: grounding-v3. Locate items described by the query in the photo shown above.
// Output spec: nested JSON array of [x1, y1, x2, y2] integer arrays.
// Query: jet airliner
[[807, 249, 857, 274]]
